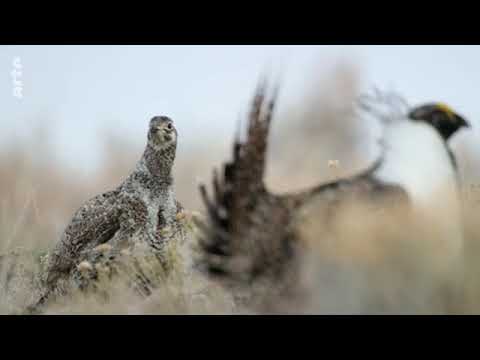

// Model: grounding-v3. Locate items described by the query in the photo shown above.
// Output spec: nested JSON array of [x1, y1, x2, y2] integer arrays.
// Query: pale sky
[[1, 45, 479, 174]]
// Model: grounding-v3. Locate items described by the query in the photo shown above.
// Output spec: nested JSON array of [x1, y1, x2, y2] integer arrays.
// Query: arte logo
[[12, 57, 23, 99]]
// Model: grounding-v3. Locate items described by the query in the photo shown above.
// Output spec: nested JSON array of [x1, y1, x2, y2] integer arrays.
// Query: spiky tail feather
[[196, 81, 303, 310]]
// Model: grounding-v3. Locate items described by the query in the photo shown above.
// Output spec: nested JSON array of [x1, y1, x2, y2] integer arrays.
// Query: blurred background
[[1, 46, 480, 313]]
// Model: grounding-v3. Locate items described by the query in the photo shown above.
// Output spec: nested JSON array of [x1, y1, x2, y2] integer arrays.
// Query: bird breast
[[374, 119, 464, 266], [142, 187, 177, 229]]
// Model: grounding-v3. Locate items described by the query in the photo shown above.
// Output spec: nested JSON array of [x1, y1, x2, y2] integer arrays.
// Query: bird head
[[408, 103, 470, 141], [147, 116, 177, 149]]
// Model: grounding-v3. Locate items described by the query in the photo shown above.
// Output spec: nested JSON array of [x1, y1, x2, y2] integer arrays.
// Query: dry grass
[[293, 188, 476, 314], [1, 65, 480, 314]]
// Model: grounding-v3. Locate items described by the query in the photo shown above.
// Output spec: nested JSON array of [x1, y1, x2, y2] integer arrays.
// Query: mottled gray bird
[[197, 82, 470, 311], [34, 116, 183, 309]]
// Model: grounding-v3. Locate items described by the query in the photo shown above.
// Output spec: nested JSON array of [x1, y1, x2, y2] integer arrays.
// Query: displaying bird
[[196, 81, 470, 311], [196, 82, 308, 308], [32, 116, 184, 310]]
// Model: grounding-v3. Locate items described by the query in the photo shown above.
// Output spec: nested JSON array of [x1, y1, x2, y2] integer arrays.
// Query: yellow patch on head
[[436, 103, 455, 120]]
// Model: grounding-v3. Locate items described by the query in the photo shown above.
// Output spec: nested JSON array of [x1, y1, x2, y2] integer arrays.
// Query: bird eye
[[167, 123, 173, 130]]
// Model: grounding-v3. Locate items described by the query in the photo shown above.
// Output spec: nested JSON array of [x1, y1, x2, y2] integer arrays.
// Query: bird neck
[[374, 120, 459, 202], [140, 143, 176, 185]]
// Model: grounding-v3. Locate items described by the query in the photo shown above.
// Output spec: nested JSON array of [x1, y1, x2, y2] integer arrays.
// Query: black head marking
[[408, 103, 470, 140]]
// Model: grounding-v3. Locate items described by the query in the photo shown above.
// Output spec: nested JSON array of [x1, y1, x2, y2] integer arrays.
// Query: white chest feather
[[375, 120, 458, 203], [374, 120, 464, 261]]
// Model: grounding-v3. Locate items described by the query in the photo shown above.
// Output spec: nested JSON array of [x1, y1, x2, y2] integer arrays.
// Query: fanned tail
[[196, 80, 299, 301]]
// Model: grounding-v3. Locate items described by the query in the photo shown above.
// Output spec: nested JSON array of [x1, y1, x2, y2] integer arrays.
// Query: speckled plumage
[[34, 116, 183, 309]]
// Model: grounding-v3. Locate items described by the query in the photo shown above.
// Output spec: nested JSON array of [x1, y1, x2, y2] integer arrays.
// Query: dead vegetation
[[1, 64, 480, 314]]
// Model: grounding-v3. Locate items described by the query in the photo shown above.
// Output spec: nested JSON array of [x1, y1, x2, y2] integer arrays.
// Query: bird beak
[[457, 115, 471, 129]]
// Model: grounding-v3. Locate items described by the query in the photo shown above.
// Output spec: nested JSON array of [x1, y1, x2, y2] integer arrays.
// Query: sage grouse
[[197, 82, 470, 311], [34, 116, 184, 310]]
